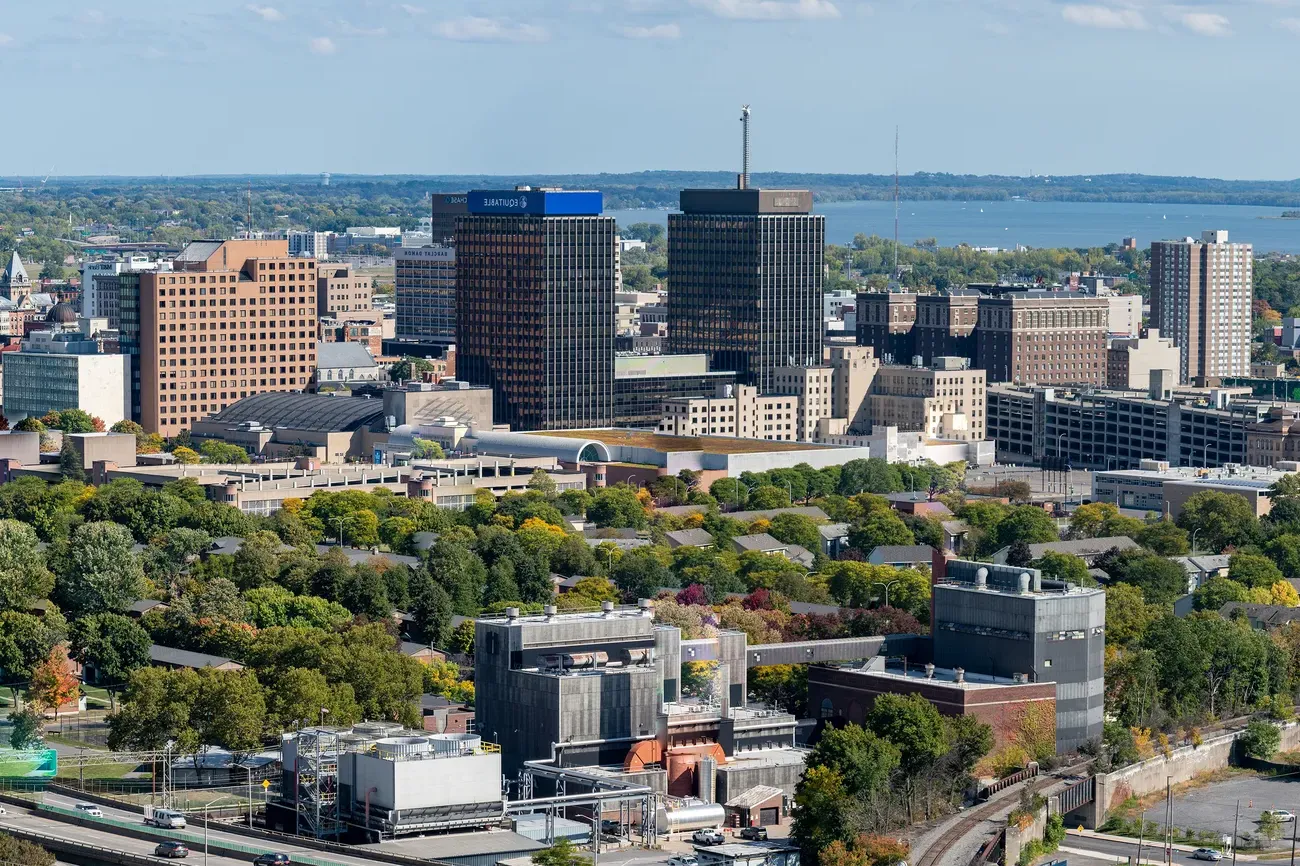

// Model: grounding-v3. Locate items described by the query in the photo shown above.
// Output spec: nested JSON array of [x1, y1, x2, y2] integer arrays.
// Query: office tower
[[975, 292, 1109, 385], [455, 188, 615, 430], [288, 231, 331, 260], [667, 188, 824, 392], [82, 257, 173, 327], [1150, 230, 1253, 384], [828, 345, 879, 434], [429, 193, 468, 245], [394, 245, 456, 344], [138, 239, 317, 436], [855, 291, 916, 365]]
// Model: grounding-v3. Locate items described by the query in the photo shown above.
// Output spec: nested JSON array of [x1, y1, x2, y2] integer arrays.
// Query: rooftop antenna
[[739, 104, 751, 190], [893, 126, 900, 282], [247, 181, 253, 238]]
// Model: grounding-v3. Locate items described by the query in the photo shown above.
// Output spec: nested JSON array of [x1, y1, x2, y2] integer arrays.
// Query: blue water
[[607, 199, 1300, 253]]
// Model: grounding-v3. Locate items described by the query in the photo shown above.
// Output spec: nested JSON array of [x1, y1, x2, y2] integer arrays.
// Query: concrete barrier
[[0, 825, 161, 866]]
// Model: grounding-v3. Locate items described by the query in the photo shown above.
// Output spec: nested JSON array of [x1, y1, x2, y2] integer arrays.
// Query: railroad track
[[916, 762, 1090, 866]]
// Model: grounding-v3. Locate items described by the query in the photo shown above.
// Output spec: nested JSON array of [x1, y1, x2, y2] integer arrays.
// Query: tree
[[1069, 502, 1121, 538], [1114, 552, 1190, 607], [0, 519, 53, 611], [526, 468, 557, 496], [264, 666, 357, 732], [448, 619, 475, 655], [0, 610, 64, 707], [711, 478, 749, 510], [199, 440, 249, 464], [409, 573, 454, 648], [1105, 583, 1159, 646], [531, 838, 587, 866], [1005, 540, 1033, 567], [865, 692, 948, 821], [389, 356, 435, 383], [1176, 490, 1259, 553], [748, 664, 808, 715], [768, 513, 824, 552], [994, 506, 1059, 550], [612, 547, 672, 599], [231, 530, 284, 590], [587, 485, 647, 529], [793, 766, 855, 861], [848, 498, 914, 555], [53, 409, 98, 433], [1193, 577, 1250, 611], [172, 446, 200, 464], [0, 831, 55, 866], [14, 416, 44, 433], [143, 527, 212, 595], [1229, 553, 1285, 590], [67, 613, 150, 708], [26, 647, 80, 716], [1033, 550, 1091, 585], [749, 484, 792, 509], [8, 706, 43, 749], [809, 722, 901, 802], [51, 521, 146, 616], [411, 438, 445, 460], [58, 434, 83, 481], [1241, 719, 1281, 759], [1136, 520, 1190, 556]]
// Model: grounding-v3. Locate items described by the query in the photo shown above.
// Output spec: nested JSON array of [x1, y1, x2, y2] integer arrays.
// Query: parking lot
[[1140, 772, 1300, 845]]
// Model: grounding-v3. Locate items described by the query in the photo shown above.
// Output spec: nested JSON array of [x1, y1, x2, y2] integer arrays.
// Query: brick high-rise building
[[455, 189, 615, 431], [667, 188, 824, 391], [139, 239, 317, 436], [855, 291, 916, 365], [316, 263, 372, 317], [914, 290, 980, 365], [975, 292, 1109, 385], [1150, 230, 1253, 384]]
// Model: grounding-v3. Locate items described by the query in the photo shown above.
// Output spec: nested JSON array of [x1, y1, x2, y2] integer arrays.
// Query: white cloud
[[1180, 11, 1230, 35], [694, 0, 841, 21], [398, 3, 425, 14], [309, 36, 337, 54], [1060, 5, 1147, 29], [247, 5, 284, 22], [618, 22, 683, 37], [433, 16, 549, 42], [336, 20, 388, 36], [1279, 16, 1300, 31]]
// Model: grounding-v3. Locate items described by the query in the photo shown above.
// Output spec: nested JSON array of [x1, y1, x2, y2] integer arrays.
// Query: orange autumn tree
[[27, 648, 80, 716]]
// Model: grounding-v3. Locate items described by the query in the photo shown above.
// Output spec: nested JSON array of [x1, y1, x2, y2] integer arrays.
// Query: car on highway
[[0, 805, 6, 815], [692, 829, 725, 845], [147, 809, 188, 829], [1190, 849, 1223, 861], [739, 826, 768, 841], [253, 855, 293, 866], [1265, 810, 1297, 822], [667, 856, 697, 866], [154, 841, 190, 859], [74, 803, 104, 818]]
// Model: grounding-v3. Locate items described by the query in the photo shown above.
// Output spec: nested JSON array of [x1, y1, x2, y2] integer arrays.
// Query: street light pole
[[872, 580, 902, 609], [331, 515, 350, 548], [1191, 528, 1200, 557]]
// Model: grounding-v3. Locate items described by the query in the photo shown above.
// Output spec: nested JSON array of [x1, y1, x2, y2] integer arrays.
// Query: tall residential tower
[[1150, 230, 1252, 384]]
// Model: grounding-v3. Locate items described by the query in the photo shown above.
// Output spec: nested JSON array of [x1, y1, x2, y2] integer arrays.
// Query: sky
[[2, 0, 1298, 179]]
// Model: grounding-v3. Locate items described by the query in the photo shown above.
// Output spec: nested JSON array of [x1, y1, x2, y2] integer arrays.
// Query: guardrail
[[0, 825, 163, 866], [978, 763, 1039, 801]]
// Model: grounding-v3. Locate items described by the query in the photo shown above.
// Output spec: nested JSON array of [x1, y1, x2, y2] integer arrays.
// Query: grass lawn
[[42, 732, 109, 751], [55, 761, 137, 780]]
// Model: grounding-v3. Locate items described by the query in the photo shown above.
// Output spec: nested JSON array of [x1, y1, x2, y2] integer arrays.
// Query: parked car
[[667, 857, 697, 866], [600, 819, 622, 834], [739, 826, 768, 841], [692, 829, 725, 845], [154, 841, 190, 859], [1191, 849, 1223, 862], [0, 805, 6, 815], [1265, 810, 1296, 822], [253, 856, 293, 866], [74, 803, 104, 818], [147, 809, 188, 829]]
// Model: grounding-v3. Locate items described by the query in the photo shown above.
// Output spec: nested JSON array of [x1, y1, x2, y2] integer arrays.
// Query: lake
[[607, 199, 1300, 253]]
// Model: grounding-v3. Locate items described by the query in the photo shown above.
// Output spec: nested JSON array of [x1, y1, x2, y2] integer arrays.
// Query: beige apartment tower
[[1150, 230, 1252, 385], [139, 240, 317, 436]]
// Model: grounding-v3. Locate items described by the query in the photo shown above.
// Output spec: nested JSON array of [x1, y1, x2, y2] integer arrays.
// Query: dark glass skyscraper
[[667, 188, 824, 391], [455, 189, 615, 431]]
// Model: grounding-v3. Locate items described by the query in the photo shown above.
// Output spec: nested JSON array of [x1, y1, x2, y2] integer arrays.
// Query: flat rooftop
[[826, 662, 1050, 690], [530, 429, 827, 454]]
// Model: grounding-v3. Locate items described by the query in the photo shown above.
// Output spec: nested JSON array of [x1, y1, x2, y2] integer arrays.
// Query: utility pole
[[1136, 805, 1146, 866], [1232, 800, 1240, 866], [1164, 776, 1173, 866], [1289, 808, 1297, 866]]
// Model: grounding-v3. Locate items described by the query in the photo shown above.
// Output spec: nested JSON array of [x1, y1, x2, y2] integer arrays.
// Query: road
[[1064, 832, 1231, 866], [7, 792, 405, 866]]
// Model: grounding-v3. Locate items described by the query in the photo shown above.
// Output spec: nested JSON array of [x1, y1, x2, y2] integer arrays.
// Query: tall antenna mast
[[893, 126, 900, 281], [247, 181, 253, 238], [739, 105, 751, 190]]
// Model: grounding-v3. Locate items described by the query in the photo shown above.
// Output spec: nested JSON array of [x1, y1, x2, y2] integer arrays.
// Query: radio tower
[[739, 105, 751, 190], [893, 126, 900, 282]]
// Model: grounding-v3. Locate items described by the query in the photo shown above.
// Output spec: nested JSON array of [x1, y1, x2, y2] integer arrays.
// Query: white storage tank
[[656, 798, 726, 835], [428, 733, 482, 757], [375, 736, 433, 759]]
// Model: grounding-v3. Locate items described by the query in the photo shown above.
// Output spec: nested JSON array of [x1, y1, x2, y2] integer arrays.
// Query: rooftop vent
[[953, 667, 965, 684], [924, 663, 935, 679], [505, 607, 519, 621]]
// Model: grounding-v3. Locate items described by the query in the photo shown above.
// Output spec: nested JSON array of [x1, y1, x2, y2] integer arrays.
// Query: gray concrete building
[[934, 558, 1105, 752]]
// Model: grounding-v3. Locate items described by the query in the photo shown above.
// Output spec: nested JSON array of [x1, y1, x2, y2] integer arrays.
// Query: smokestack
[[739, 105, 751, 190]]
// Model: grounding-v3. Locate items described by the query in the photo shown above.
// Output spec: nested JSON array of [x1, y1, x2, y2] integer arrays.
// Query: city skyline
[[3, 0, 1297, 178]]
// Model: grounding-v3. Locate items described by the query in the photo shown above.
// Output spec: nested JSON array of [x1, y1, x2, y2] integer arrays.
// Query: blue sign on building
[[467, 190, 603, 216]]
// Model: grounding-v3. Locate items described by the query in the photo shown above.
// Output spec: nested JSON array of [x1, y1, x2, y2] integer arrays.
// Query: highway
[[2, 792, 403, 866], [1063, 832, 1233, 866]]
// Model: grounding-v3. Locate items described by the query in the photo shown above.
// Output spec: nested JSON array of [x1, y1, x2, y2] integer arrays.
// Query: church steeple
[[0, 251, 33, 304]]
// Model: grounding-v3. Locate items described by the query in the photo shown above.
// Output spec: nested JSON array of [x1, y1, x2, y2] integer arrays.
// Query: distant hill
[[15, 171, 1300, 209]]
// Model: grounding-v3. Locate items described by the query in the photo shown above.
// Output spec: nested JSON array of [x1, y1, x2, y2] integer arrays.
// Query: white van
[[146, 809, 188, 829]]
